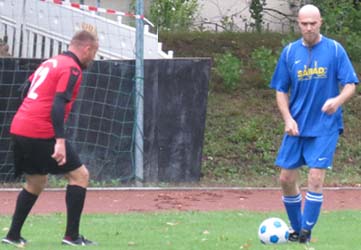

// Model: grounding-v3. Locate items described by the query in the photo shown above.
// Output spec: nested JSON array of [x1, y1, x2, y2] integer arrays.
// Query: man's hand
[[52, 138, 66, 166], [284, 117, 299, 136], [322, 84, 356, 115], [321, 97, 340, 115], [276, 91, 299, 136]]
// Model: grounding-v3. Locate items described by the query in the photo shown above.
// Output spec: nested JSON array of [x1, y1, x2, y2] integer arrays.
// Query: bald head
[[297, 4, 322, 47], [298, 4, 321, 20]]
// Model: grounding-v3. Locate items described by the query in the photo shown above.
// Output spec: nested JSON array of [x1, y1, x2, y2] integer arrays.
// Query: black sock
[[65, 185, 86, 240], [7, 188, 38, 240]]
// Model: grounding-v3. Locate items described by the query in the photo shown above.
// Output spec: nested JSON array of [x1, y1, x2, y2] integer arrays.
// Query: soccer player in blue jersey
[[270, 4, 359, 244]]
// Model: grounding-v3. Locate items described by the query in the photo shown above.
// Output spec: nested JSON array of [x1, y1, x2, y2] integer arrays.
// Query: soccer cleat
[[288, 230, 299, 242], [299, 229, 311, 244], [2, 236, 27, 247], [62, 235, 97, 246]]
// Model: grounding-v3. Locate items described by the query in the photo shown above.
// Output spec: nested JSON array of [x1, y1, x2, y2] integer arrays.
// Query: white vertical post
[[135, 0, 144, 185]]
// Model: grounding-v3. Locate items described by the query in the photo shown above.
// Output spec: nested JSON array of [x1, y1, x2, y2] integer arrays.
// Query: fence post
[[135, 0, 144, 185]]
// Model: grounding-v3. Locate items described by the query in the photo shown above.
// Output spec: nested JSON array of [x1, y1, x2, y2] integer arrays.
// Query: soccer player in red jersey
[[2, 30, 99, 247]]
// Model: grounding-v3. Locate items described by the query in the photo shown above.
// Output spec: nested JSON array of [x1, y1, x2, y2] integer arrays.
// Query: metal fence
[[0, 0, 172, 59]]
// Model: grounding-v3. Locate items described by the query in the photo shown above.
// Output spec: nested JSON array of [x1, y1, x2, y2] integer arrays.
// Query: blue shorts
[[275, 132, 339, 169]]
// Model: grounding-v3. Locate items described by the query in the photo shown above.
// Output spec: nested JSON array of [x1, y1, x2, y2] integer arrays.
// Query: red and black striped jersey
[[11, 52, 83, 139]]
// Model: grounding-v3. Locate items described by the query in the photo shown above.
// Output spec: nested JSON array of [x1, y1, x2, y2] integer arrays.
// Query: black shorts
[[12, 135, 83, 176]]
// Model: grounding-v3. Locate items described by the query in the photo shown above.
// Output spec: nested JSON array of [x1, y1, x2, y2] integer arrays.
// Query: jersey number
[[27, 59, 58, 100]]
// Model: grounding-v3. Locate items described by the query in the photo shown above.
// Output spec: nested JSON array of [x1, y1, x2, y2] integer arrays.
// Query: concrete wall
[[196, 0, 299, 32], [74, 0, 300, 32]]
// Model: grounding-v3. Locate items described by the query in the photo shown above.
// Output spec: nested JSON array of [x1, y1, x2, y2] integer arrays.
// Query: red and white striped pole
[[39, 0, 154, 27]]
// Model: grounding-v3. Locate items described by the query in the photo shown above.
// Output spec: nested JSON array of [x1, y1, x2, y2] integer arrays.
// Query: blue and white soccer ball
[[258, 217, 289, 244]]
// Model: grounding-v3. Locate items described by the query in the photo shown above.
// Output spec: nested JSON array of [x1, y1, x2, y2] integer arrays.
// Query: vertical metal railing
[[134, 0, 144, 184]]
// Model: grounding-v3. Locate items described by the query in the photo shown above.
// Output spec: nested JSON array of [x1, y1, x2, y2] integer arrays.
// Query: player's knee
[[279, 174, 295, 186], [308, 170, 325, 190], [25, 181, 46, 195], [67, 165, 90, 187], [279, 176, 289, 188], [77, 165, 90, 182], [308, 175, 323, 190], [25, 175, 48, 195], [82, 166, 90, 181]]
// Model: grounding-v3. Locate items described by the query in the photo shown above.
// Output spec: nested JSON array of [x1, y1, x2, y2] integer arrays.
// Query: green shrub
[[213, 52, 243, 91], [345, 33, 361, 62], [312, 0, 361, 63], [250, 46, 277, 87]]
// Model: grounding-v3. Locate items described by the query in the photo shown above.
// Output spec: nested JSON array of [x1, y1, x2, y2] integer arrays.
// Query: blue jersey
[[270, 36, 359, 136]]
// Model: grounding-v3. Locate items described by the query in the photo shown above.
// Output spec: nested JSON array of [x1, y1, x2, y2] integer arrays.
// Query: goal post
[[135, 0, 144, 183]]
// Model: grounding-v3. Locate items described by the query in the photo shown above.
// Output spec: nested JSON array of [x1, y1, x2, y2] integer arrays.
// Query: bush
[[312, 0, 361, 63], [250, 46, 277, 87], [214, 52, 243, 91]]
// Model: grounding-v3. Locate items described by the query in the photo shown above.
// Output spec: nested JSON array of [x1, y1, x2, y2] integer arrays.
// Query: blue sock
[[282, 194, 302, 233], [302, 191, 323, 231]]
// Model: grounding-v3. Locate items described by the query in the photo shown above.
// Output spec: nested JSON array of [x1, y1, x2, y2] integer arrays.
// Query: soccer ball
[[258, 217, 289, 244]]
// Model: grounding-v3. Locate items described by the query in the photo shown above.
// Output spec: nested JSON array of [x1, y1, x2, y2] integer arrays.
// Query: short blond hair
[[70, 30, 98, 47]]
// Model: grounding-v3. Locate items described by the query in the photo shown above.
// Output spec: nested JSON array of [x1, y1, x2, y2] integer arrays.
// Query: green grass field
[[1, 210, 360, 250]]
